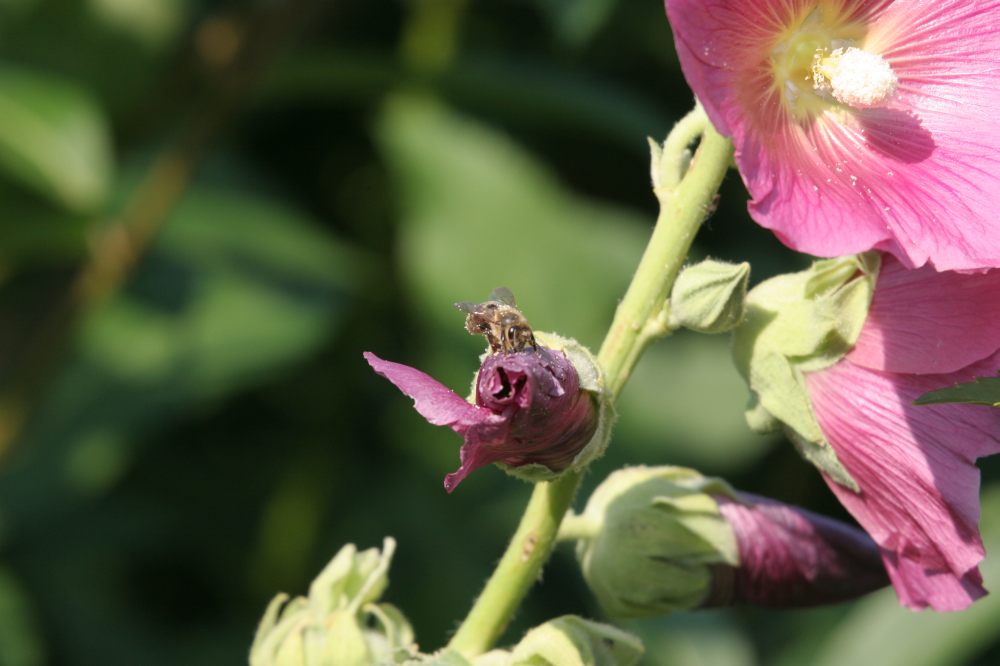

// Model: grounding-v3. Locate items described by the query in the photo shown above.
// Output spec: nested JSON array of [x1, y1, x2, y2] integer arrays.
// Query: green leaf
[[537, 0, 619, 46], [0, 67, 113, 212], [0, 566, 44, 666], [377, 95, 772, 471], [19, 186, 361, 494], [377, 94, 648, 351], [914, 375, 1000, 407]]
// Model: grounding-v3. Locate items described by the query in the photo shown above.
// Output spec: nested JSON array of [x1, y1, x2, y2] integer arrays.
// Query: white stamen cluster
[[813, 47, 898, 109]]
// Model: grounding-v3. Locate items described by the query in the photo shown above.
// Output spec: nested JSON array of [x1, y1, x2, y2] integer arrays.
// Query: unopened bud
[[508, 615, 643, 666], [572, 466, 739, 618], [704, 494, 889, 607], [427, 616, 642, 666], [669, 259, 750, 334], [250, 538, 414, 666], [571, 466, 888, 618]]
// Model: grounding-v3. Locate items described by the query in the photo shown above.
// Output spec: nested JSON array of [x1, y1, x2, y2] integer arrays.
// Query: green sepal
[[573, 466, 740, 618], [495, 331, 615, 483], [669, 259, 750, 334], [731, 254, 879, 490]]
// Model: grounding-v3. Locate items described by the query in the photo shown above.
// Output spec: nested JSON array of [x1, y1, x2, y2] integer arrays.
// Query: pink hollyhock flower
[[664, 0, 1000, 271], [804, 255, 1000, 610], [364, 347, 600, 492]]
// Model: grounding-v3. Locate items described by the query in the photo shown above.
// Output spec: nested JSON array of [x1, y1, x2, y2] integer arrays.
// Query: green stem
[[556, 513, 599, 542], [598, 113, 732, 396], [446, 106, 733, 657]]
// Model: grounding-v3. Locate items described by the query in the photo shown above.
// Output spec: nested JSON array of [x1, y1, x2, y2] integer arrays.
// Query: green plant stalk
[[446, 108, 733, 657]]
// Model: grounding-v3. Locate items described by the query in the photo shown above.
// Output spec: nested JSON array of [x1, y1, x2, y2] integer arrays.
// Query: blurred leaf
[[0, 66, 113, 212], [13, 186, 361, 496], [87, 0, 189, 49], [799, 485, 1000, 666], [377, 93, 648, 350], [377, 95, 770, 472], [630, 613, 756, 666], [538, 0, 619, 46], [0, 184, 91, 267], [258, 51, 668, 153], [0, 0, 38, 17], [615, 335, 777, 473], [0, 565, 44, 666], [915, 375, 1000, 408]]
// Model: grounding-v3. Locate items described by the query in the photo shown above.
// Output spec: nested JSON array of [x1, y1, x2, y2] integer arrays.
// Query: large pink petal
[[848, 255, 1000, 374], [806, 351, 1000, 610], [666, 0, 1000, 270]]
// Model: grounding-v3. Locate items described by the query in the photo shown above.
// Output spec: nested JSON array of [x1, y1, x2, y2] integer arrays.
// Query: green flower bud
[[570, 466, 888, 618], [669, 259, 750, 333], [570, 466, 739, 618], [250, 537, 414, 666], [508, 615, 642, 666], [400, 617, 641, 666]]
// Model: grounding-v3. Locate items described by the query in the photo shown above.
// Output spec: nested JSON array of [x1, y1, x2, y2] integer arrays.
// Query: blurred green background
[[0, 1, 999, 664]]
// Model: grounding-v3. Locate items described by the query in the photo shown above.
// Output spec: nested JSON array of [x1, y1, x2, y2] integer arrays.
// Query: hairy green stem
[[446, 106, 733, 657]]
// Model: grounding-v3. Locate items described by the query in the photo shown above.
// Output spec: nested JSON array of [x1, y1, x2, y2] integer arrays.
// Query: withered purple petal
[[470, 349, 596, 473], [363, 352, 487, 430], [365, 348, 597, 493], [708, 493, 889, 607]]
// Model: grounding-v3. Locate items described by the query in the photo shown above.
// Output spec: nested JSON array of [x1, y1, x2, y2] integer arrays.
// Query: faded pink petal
[[665, 0, 1000, 270], [712, 493, 888, 607], [806, 349, 1000, 610], [363, 352, 487, 429], [848, 255, 1000, 374]]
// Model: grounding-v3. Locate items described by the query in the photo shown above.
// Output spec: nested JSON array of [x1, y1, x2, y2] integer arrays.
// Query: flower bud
[[571, 466, 887, 618], [365, 331, 611, 492], [506, 615, 643, 666], [705, 494, 890, 608], [669, 259, 750, 334], [250, 538, 414, 666], [401, 616, 642, 666]]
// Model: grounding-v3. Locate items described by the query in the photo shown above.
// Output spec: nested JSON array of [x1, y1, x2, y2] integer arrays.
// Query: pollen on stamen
[[813, 47, 898, 109]]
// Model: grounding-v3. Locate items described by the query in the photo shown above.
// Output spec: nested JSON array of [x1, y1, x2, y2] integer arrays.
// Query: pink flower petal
[[363, 352, 486, 430], [806, 351, 1000, 610], [665, 0, 1000, 270], [848, 256, 1000, 374], [716, 493, 888, 607]]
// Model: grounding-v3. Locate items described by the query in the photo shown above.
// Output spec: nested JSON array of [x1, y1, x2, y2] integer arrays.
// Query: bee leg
[[486, 331, 501, 353]]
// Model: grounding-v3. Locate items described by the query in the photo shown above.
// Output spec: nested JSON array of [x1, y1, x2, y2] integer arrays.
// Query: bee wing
[[489, 286, 517, 306], [454, 301, 479, 313]]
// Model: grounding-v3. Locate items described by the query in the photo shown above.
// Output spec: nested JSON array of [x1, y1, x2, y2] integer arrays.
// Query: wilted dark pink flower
[[708, 493, 888, 607], [665, 0, 1000, 270], [804, 255, 1000, 610], [364, 348, 599, 492]]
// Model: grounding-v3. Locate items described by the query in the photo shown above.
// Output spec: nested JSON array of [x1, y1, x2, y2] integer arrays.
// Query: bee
[[455, 287, 537, 354]]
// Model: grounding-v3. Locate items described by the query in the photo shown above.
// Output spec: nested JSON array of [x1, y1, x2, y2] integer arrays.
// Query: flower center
[[812, 46, 897, 108], [770, 9, 895, 119]]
